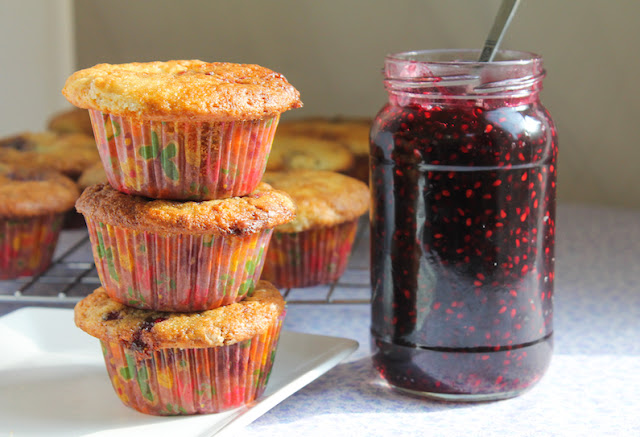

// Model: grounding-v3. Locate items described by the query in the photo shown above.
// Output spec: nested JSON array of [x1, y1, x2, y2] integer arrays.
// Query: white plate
[[0, 307, 358, 437]]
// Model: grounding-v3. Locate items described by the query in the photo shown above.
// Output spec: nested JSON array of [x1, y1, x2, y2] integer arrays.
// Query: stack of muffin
[[63, 60, 301, 416]]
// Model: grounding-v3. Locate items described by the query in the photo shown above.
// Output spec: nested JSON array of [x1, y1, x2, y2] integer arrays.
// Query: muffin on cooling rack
[[0, 131, 100, 180], [276, 117, 371, 183], [74, 282, 286, 416], [266, 134, 354, 174], [260, 169, 369, 289], [0, 164, 79, 279], [77, 160, 107, 191], [75, 182, 295, 311], [47, 107, 94, 136], [62, 60, 302, 200]]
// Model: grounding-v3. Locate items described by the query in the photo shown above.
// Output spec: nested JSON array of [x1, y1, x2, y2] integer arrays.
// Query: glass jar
[[370, 49, 557, 401]]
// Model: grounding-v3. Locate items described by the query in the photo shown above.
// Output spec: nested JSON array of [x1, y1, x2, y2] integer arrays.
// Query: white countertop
[[246, 203, 640, 436]]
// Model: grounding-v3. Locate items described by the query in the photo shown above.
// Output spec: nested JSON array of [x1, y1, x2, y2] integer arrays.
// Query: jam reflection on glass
[[370, 97, 557, 399]]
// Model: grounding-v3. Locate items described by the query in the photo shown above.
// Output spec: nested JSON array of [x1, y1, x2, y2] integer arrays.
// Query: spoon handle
[[478, 0, 521, 62]]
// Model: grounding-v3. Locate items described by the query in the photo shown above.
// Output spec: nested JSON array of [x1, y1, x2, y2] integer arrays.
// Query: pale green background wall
[[0, 0, 74, 136], [2, 0, 639, 209]]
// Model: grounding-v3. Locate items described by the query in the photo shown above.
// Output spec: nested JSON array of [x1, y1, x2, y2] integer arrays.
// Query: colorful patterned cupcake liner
[[85, 218, 272, 311], [261, 220, 359, 289], [89, 109, 279, 200], [100, 313, 284, 416], [0, 214, 64, 279]]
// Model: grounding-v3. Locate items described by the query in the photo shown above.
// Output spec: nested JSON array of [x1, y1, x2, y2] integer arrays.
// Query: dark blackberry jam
[[370, 50, 557, 401]]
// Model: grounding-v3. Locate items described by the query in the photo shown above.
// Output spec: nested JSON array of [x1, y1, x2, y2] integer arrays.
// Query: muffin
[[277, 117, 371, 182], [0, 131, 100, 180], [78, 160, 107, 190], [47, 107, 94, 136], [0, 164, 79, 279], [62, 60, 302, 200], [74, 282, 285, 415], [266, 135, 354, 173], [260, 170, 369, 288], [75, 182, 295, 311]]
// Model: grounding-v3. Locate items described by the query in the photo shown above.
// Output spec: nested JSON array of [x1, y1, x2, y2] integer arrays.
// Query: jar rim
[[386, 49, 542, 66], [383, 49, 545, 99]]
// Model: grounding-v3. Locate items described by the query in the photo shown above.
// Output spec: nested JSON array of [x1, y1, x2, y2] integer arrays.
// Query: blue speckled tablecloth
[[243, 203, 640, 436]]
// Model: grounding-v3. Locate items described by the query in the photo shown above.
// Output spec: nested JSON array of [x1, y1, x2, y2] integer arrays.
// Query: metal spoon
[[478, 0, 522, 62]]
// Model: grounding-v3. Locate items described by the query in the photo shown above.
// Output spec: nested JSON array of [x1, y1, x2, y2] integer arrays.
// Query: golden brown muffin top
[[0, 131, 100, 179], [278, 116, 371, 156], [267, 135, 354, 173], [262, 170, 369, 233], [74, 282, 285, 353], [0, 164, 80, 217], [47, 107, 94, 136], [62, 60, 302, 121], [76, 182, 296, 235], [77, 161, 107, 190]]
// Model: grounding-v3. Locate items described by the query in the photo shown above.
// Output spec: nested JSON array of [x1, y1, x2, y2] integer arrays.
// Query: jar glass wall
[[369, 50, 558, 401]]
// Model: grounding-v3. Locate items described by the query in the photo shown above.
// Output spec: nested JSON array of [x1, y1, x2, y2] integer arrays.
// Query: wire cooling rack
[[0, 216, 371, 306]]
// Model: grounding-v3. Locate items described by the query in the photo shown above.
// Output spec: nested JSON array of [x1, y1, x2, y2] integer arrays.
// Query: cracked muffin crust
[[278, 116, 371, 156], [62, 60, 302, 121], [47, 107, 94, 136], [266, 135, 354, 173], [75, 182, 296, 236], [74, 281, 285, 351], [261, 169, 369, 233], [0, 164, 79, 217], [77, 161, 107, 190], [0, 131, 99, 179], [276, 116, 372, 182]]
